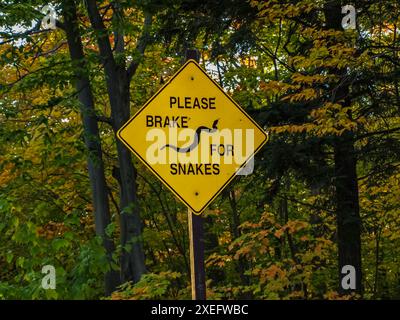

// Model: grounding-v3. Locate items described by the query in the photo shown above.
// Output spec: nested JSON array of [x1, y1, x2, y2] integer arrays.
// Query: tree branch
[[126, 12, 152, 82], [356, 126, 400, 140], [111, 0, 125, 54], [85, 0, 116, 70]]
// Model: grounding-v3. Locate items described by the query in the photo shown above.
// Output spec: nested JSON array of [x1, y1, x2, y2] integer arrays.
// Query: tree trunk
[[324, 1, 362, 295], [85, 0, 146, 283], [334, 133, 362, 294], [62, 0, 119, 295], [113, 75, 147, 283]]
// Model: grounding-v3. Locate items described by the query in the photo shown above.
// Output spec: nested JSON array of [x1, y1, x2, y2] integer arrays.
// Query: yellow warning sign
[[117, 60, 268, 214]]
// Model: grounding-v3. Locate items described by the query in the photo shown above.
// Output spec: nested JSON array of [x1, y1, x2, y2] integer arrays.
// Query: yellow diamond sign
[[117, 60, 268, 214]]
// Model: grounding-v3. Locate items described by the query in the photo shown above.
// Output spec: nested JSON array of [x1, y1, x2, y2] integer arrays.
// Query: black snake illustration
[[160, 119, 219, 153]]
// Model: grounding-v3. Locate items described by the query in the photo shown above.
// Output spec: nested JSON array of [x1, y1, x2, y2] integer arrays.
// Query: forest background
[[0, 0, 399, 300]]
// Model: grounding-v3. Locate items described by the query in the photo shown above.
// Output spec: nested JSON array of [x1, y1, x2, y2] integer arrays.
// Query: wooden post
[[185, 49, 206, 300], [188, 209, 206, 300]]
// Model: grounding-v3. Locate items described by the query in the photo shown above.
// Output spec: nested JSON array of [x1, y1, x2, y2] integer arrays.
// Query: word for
[[342, 5, 356, 30], [210, 144, 234, 156], [169, 96, 216, 109], [41, 5, 57, 30], [41, 265, 56, 290], [341, 265, 356, 290], [150, 304, 249, 317]]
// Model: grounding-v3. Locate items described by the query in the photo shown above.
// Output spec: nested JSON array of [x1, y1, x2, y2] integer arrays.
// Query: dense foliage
[[0, 0, 399, 299]]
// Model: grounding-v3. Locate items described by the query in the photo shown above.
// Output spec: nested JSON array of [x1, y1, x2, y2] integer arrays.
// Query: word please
[[170, 96, 216, 109]]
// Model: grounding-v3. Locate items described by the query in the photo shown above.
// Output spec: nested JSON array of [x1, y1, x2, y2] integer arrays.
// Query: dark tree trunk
[[62, 0, 119, 295], [324, 0, 362, 295], [85, 0, 146, 283], [113, 75, 147, 283], [334, 133, 362, 294]]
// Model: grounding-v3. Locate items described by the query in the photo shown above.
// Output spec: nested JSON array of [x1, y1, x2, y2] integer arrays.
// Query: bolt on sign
[[117, 60, 268, 214]]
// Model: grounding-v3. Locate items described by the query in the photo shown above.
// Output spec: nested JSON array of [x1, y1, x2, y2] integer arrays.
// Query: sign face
[[117, 60, 268, 214]]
